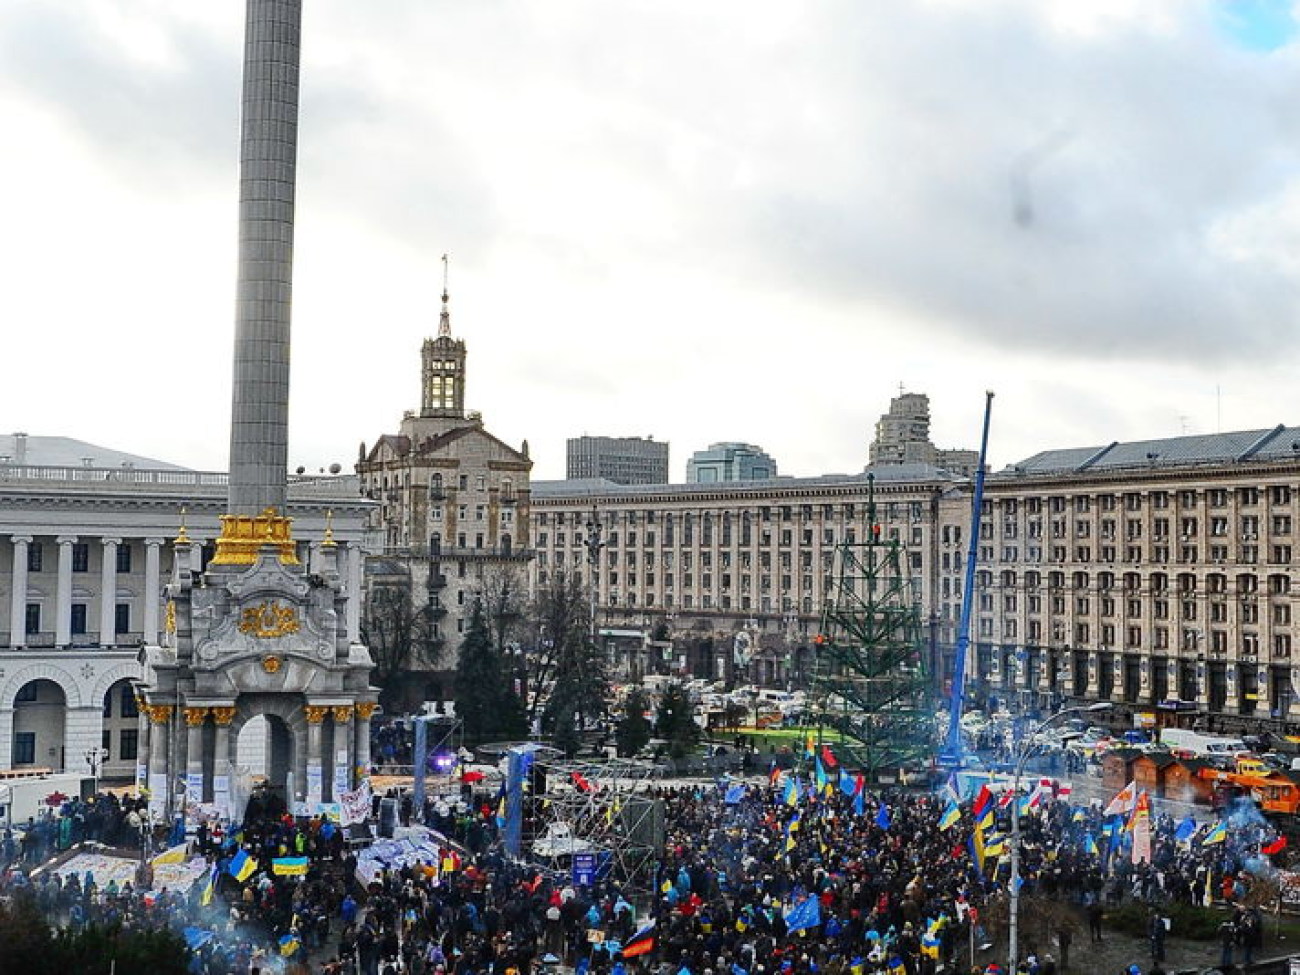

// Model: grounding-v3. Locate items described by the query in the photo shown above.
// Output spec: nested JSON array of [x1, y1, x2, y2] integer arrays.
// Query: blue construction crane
[[939, 391, 994, 768]]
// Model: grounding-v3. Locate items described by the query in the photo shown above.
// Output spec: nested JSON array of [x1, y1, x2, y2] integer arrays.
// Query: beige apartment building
[[968, 427, 1300, 728], [534, 423, 1300, 731], [529, 465, 965, 687]]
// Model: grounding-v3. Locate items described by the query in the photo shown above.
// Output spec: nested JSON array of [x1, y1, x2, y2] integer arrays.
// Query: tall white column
[[55, 535, 77, 647], [9, 535, 32, 649], [143, 538, 163, 644], [346, 544, 363, 643], [99, 538, 120, 647]]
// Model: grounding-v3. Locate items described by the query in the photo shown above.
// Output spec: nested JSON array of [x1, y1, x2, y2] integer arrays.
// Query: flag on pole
[[783, 776, 800, 807], [1130, 791, 1152, 865], [938, 800, 961, 832], [1264, 836, 1288, 856], [821, 744, 838, 768], [152, 842, 188, 866], [228, 849, 257, 883], [875, 803, 891, 830], [622, 918, 657, 958], [200, 863, 218, 906], [972, 784, 993, 820], [1174, 816, 1197, 845], [1104, 781, 1137, 817], [1203, 821, 1228, 845], [783, 894, 822, 934], [1083, 833, 1098, 856]]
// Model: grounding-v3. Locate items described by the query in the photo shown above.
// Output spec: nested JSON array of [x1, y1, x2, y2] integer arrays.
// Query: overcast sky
[[2, 0, 1300, 481]]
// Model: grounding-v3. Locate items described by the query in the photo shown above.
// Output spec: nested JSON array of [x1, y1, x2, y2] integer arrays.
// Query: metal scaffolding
[[523, 756, 663, 896], [812, 474, 935, 777]]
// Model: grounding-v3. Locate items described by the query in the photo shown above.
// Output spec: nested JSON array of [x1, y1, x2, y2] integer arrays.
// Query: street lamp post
[[85, 746, 109, 795], [1008, 701, 1112, 974]]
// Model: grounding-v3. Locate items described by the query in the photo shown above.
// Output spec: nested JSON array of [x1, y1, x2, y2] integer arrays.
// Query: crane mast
[[940, 391, 994, 766]]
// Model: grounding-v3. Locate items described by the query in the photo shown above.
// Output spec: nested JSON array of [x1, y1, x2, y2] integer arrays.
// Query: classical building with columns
[[962, 427, 1300, 730], [0, 456, 372, 783], [531, 423, 1300, 733]]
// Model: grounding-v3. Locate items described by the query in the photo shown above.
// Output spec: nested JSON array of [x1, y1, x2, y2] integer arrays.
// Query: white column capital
[[10, 535, 33, 547], [100, 537, 123, 548], [56, 535, 78, 546], [144, 537, 165, 548]]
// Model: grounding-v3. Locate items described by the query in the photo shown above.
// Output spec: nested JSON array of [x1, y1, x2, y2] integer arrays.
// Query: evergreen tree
[[615, 688, 652, 757], [454, 599, 527, 741], [543, 624, 609, 755], [655, 681, 700, 759]]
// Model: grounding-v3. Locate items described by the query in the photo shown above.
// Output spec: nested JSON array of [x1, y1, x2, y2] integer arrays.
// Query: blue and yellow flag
[[983, 833, 1006, 859], [200, 864, 218, 906], [783, 776, 800, 807], [1084, 833, 1099, 856], [272, 856, 309, 876], [279, 933, 301, 957], [1203, 821, 1227, 845], [228, 849, 257, 883], [938, 800, 961, 832]]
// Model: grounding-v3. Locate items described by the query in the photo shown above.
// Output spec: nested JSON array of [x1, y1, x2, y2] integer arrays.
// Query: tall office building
[[567, 436, 669, 485], [869, 392, 979, 476], [686, 443, 778, 483]]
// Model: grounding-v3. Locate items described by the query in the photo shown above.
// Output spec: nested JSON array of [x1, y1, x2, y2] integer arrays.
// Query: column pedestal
[[184, 707, 208, 804], [354, 703, 376, 786], [304, 705, 327, 805], [331, 706, 352, 800]]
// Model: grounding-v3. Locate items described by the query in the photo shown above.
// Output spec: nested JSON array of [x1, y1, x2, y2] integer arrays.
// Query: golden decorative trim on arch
[[331, 705, 353, 724], [260, 654, 283, 674], [303, 705, 329, 724]]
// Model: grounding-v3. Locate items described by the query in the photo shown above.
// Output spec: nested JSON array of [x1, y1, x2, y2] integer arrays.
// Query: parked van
[[1160, 728, 1249, 757]]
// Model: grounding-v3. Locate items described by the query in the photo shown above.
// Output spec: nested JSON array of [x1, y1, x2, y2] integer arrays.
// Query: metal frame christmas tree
[[813, 474, 935, 777]]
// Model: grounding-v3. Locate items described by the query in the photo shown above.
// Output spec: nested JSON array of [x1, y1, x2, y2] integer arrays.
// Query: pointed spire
[[439, 252, 451, 337]]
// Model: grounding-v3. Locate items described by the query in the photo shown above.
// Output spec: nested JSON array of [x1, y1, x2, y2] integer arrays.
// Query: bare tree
[[360, 578, 440, 711], [525, 570, 591, 724], [480, 566, 527, 654]]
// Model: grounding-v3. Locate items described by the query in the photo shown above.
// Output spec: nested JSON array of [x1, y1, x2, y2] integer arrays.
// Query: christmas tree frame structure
[[812, 475, 935, 778]]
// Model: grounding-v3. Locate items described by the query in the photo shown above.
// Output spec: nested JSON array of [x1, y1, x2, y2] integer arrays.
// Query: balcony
[[384, 544, 534, 563]]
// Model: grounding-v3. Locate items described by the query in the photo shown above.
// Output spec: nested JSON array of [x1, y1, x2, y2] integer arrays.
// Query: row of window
[[979, 617, 1293, 657], [11, 729, 138, 766], [17, 543, 134, 574], [534, 501, 928, 527], [17, 603, 133, 635], [987, 486, 1294, 515]]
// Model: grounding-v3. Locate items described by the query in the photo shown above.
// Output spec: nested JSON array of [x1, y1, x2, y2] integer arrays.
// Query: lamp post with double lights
[[84, 745, 109, 796], [1008, 701, 1112, 975]]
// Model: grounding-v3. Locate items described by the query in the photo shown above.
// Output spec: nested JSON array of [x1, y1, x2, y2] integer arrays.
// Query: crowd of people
[[0, 758, 1291, 975]]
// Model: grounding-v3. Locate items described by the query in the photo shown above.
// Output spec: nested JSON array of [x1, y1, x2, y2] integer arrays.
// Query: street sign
[[573, 852, 597, 886]]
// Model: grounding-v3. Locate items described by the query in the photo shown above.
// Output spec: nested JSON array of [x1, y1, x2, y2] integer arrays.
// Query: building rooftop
[[0, 433, 190, 471], [1002, 424, 1300, 477], [533, 463, 964, 500]]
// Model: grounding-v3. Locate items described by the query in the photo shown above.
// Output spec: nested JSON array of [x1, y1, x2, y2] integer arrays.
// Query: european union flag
[[1174, 816, 1197, 844], [875, 803, 891, 830], [839, 771, 857, 797], [783, 895, 822, 934], [853, 789, 865, 817], [725, 784, 746, 805]]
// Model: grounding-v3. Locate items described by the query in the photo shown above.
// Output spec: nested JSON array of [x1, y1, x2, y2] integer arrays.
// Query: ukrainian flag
[[1203, 821, 1227, 845], [228, 849, 257, 883], [983, 833, 1007, 859], [279, 933, 301, 957], [200, 864, 218, 907], [783, 776, 800, 807], [938, 800, 961, 832], [272, 856, 309, 876], [1084, 833, 1099, 856]]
